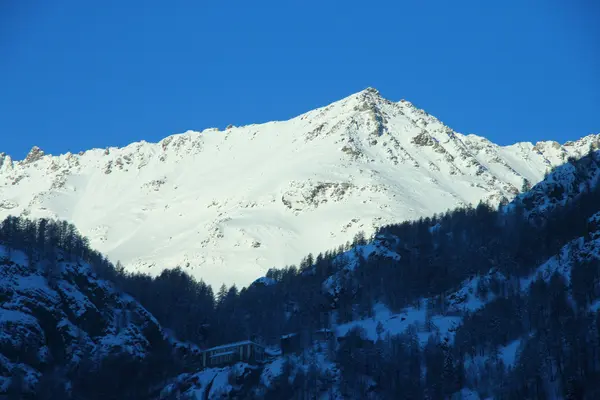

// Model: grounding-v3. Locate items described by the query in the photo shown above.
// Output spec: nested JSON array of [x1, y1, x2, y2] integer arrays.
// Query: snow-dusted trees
[[571, 257, 600, 308], [0, 216, 98, 267]]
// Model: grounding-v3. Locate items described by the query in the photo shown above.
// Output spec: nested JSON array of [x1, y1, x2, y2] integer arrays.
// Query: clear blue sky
[[1, 0, 599, 160]]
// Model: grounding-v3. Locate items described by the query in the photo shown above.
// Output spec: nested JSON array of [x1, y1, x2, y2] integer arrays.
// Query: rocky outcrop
[[0, 246, 173, 397], [22, 146, 45, 165]]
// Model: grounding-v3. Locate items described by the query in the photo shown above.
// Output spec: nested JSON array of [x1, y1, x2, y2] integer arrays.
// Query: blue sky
[[1, 0, 599, 160]]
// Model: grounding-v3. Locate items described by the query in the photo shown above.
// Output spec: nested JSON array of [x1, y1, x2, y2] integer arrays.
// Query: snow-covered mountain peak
[[1, 90, 598, 288]]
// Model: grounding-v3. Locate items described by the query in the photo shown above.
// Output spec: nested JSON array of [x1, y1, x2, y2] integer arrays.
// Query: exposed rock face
[[0, 246, 175, 396], [514, 152, 600, 219], [22, 146, 45, 165], [1, 88, 598, 288]]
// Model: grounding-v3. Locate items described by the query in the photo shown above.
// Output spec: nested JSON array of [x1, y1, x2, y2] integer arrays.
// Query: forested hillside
[[0, 219, 201, 399], [2, 150, 600, 399]]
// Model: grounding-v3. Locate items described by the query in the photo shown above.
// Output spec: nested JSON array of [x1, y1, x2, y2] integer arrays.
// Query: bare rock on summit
[[23, 146, 45, 164]]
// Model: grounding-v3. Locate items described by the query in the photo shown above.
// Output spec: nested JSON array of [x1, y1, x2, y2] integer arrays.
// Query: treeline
[[459, 270, 600, 399], [0, 216, 93, 264], [290, 266, 600, 399]]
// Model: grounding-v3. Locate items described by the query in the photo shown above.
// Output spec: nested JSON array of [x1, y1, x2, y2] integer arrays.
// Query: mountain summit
[[1, 89, 598, 287]]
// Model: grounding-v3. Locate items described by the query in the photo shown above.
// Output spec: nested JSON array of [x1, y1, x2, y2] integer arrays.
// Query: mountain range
[[2, 94, 600, 398], [1, 88, 598, 288]]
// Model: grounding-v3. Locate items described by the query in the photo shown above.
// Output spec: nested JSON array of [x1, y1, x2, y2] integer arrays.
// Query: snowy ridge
[[1, 88, 598, 287]]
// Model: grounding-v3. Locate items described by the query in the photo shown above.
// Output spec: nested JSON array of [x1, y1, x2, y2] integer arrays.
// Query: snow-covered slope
[[1, 88, 598, 287]]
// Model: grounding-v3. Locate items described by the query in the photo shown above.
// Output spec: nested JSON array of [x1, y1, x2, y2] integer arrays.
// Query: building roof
[[210, 350, 235, 358], [281, 328, 332, 339], [202, 340, 264, 353], [281, 332, 298, 339]]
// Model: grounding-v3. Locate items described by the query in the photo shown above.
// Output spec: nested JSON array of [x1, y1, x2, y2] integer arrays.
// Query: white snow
[[0, 246, 29, 266], [56, 280, 98, 318], [252, 277, 277, 286], [202, 340, 260, 353], [335, 302, 462, 345], [0, 309, 39, 325], [98, 331, 150, 358], [499, 339, 522, 367], [260, 358, 285, 388], [1, 88, 597, 288], [185, 363, 253, 399]]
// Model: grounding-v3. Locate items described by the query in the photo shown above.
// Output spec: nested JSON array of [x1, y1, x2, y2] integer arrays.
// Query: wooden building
[[200, 340, 265, 368]]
